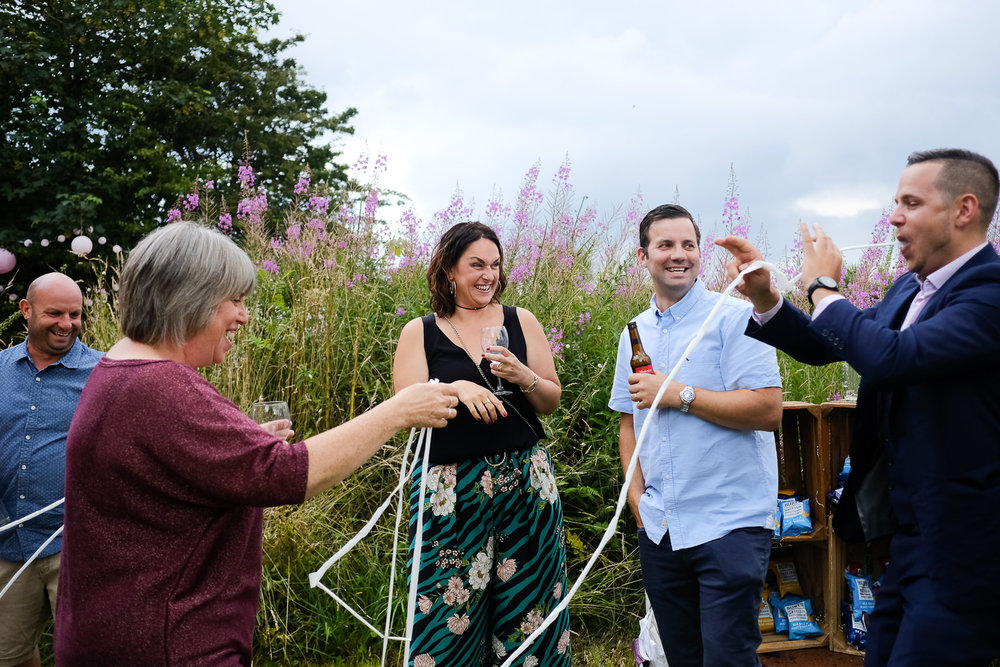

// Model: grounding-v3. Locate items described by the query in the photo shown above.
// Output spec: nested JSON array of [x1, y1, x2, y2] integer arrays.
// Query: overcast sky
[[268, 0, 1000, 259]]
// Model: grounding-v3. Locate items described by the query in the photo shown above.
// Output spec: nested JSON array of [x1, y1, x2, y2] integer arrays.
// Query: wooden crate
[[820, 401, 892, 656], [758, 402, 832, 653]]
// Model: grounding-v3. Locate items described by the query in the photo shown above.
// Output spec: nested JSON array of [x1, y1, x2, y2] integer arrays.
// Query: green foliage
[[0, 0, 356, 334]]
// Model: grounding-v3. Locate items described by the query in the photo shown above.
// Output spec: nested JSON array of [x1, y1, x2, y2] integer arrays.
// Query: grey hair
[[119, 221, 257, 347]]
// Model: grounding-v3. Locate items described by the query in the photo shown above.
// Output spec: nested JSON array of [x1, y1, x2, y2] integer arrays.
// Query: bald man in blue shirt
[[0, 273, 103, 667]]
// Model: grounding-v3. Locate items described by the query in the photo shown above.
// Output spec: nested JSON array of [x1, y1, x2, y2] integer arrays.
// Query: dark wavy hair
[[427, 222, 507, 317]]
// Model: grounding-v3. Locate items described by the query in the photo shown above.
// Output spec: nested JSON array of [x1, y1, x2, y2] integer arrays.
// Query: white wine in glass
[[480, 325, 512, 397]]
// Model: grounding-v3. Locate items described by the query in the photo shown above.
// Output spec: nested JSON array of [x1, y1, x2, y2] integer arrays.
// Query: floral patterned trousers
[[406, 445, 572, 667]]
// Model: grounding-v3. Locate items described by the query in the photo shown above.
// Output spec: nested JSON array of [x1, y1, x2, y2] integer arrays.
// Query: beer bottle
[[627, 322, 654, 375]]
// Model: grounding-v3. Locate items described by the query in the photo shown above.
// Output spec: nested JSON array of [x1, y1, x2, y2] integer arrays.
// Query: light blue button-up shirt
[[0, 338, 103, 561], [609, 281, 780, 549]]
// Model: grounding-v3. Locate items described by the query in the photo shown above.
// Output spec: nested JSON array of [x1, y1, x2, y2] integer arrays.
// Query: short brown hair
[[907, 148, 999, 228]]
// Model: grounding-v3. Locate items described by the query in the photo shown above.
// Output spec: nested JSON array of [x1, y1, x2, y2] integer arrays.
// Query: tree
[[0, 0, 356, 335]]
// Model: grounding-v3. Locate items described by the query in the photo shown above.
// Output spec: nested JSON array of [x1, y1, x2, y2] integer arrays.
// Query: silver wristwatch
[[679, 385, 696, 413]]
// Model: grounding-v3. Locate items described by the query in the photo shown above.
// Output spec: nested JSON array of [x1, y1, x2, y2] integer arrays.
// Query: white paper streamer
[[308, 427, 428, 647]]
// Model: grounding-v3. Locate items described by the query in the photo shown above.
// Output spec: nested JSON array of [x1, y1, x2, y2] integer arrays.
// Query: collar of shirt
[[648, 279, 706, 325], [13, 338, 90, 371], [916, 241, 989, 294]]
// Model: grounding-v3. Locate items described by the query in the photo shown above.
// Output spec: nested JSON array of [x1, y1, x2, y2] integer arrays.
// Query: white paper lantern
[[0, 248, 15, 274], [57, 235, 66, 242], [70, 235, 93, 256]]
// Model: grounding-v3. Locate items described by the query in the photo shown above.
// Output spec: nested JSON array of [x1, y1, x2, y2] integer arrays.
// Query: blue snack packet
[[774, 595, 823, 641], [778, 498, 812, 537], [841, 600, 868, 648], [838, 456, 851, 485], [768, 590, 789, 634], [845, 571, 876, 620]]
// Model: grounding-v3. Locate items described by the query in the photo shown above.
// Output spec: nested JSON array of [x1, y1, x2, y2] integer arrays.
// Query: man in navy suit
[[717, 148, 1000, 666]]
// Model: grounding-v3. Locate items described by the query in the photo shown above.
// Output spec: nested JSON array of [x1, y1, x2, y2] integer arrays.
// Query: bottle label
[[633, 364, 654, 375]]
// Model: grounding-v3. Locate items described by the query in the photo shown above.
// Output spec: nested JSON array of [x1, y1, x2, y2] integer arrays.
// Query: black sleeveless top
[[420, 305, 546, 465]]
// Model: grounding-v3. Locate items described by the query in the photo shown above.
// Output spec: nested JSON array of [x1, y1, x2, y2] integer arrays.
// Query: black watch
[[806, 276, 839, 303]]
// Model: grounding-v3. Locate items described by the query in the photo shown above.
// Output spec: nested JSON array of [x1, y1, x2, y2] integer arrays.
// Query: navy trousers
[[865, 532, 1000, 666], [638, 526, 771, 667]]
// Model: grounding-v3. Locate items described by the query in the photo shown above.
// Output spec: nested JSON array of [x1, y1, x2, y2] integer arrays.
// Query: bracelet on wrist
[[520, 373, 540, 394]]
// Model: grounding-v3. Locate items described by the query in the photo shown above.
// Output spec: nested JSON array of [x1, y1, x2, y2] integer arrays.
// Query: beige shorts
[[0, 553, 60, 666]]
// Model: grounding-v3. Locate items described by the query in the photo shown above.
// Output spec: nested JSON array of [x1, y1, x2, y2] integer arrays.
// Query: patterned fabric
[[407, 445, 571, 667], [0, 339, 103, 560]]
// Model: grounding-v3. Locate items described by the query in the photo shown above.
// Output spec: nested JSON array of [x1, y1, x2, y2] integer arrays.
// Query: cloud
[[795, 189, 887, 218]]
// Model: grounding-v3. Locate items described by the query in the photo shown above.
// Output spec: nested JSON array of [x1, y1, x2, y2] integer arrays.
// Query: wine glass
[[481, 325, 512, 397], [249, 400, 292, 440]]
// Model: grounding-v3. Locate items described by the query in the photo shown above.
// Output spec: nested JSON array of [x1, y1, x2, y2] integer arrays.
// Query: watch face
[[681, 387, 695, 402], [819, 276, 838, 289]]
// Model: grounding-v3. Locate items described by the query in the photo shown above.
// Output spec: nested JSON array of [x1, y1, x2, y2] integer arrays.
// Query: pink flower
[[396, 307, 406, 316], [447, 613, 470, 635], [418, 595, 432, 614], [557, 629, 571, 654], [480, 470, 494, 498], [520, 609, 544, 635], [413, 655, 435, 667], [261, 260, 279, 274], [496, 558, 517, 582], [167, 208, 182, 223]]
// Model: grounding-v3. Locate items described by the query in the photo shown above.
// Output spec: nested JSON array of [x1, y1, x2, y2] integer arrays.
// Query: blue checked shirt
[[609, 281, 781, 549], [0, 339, 103, 561]]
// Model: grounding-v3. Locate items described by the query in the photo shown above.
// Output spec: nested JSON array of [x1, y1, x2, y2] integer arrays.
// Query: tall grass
[[61, 154, 994, 664]]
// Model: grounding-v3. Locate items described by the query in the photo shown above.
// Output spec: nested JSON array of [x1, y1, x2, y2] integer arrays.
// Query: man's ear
[[19, 299, 31, 320], [953, 192, 980, 231]]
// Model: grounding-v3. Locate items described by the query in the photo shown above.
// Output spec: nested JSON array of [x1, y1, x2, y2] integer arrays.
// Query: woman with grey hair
[[54, 222, 458, 665]]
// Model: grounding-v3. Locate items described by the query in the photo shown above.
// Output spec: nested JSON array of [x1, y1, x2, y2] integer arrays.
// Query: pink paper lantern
[[0, 248, 15, 274], [70, 235, 93, 256]]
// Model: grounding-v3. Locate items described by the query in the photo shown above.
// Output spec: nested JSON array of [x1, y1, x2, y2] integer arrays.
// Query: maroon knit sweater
[[56, 358, 309, 665]]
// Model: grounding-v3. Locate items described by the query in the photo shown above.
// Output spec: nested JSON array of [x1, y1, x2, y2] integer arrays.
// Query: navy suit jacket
[[747, 244, 1000, 612]]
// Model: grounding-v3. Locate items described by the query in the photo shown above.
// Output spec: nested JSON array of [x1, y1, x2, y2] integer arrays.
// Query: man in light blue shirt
[[0, 273, 102, 667], [609, 204, 782, 667]]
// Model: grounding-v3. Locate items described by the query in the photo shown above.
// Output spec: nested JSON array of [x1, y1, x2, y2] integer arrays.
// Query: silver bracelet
[[520, 373, 540, 394]]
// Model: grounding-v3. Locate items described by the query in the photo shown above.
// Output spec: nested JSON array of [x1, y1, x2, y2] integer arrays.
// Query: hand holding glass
[[481, 325, 512, 397], [249, 401, 293, 441]]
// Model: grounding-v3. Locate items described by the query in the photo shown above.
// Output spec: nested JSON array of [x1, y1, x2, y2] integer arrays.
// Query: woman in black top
[[394, 222, 571, 666]]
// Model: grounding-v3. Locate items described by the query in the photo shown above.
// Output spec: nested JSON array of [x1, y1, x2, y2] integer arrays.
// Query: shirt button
[[661, 436, 666, 441], [667, 510, 673, 515], [665, 474, 670, 479], [20, 494, 25, 499], [30, 405, 36, 411], [21, 465, 27, 470], [661, 329, 667, 333], [25, 435, 31, 441], [35, 377, 41, 382]]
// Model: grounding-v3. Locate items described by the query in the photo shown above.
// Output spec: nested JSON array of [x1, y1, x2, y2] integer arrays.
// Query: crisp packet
[[838, 455, 852, 485], [778, 497, 812, 537], [769, 559, 805, 597], [758, 586, 775, 633], [773, 595, 823, 641], [846, 571, 876, 620], [768, 590, 789, 634], [841, 601, 868, 649]]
